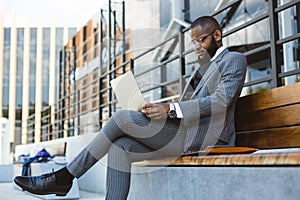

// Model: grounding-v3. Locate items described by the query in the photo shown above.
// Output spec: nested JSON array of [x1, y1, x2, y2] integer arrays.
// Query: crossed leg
[[66, 110, 186, 199]]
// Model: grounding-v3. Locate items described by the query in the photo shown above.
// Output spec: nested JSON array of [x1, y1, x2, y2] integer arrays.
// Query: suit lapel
[[190, 48, 229, 99]]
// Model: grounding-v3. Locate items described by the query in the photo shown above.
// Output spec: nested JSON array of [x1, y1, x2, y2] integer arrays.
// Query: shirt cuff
[[174, 102, 183, 118]]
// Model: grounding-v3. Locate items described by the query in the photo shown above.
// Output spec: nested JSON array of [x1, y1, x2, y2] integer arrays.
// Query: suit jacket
[[179, 48, 247, 152]]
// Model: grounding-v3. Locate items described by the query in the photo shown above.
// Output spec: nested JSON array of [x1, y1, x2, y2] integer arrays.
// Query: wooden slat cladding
[[236, 126, 300, 149], [236, 104, 300, 131], [236, 82, 300, 114], [132, 83, 300, 167], [235, 82, 300, 149], [134, 152, 300, 166]]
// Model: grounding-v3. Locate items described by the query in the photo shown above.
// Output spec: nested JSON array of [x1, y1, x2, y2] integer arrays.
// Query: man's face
[[190, 25, 218, 62]]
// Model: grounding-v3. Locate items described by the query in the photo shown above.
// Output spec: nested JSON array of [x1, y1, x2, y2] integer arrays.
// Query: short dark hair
[[191, 16, 221, 33]]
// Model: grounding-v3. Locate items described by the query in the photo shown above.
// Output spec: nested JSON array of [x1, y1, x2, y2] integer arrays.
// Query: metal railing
[[26, 0, 300, 143]]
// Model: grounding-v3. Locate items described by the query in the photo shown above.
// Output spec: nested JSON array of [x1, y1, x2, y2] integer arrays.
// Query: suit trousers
[[67, 110, 186, 200]]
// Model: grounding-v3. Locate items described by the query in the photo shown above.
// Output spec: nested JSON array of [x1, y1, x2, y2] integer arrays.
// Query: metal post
[[99, 9, 104, 128], [58, 49, 63, 138], [113, 10, 117, 79], [122, 1, 126, 74], [67, 50, 72, 136], [269, 0, 281, 87], [183, 0, 191, 23], [108, 0, 112, 117], [178, 28, 186, 95], [161, 64, 167, 98], [60, 47, 66, 138], [77, 90, 80, 134], [113, 10, 117, 112], [72, 46, 78, 136], [130, 58, 134, 73]]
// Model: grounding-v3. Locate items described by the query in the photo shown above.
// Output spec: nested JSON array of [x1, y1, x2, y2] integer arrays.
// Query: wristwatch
[[168, 103, 177, 119]]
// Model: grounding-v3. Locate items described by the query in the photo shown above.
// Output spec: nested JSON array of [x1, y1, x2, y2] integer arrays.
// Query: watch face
[[169, 110, 177, 118]]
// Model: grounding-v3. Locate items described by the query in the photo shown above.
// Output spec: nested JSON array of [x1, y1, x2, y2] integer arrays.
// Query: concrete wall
[[128, 166, 300, 200]]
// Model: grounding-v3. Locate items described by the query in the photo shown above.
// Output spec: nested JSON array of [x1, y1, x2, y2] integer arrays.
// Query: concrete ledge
[[129, 166, 300, 200], [0, 164, 13, 182]]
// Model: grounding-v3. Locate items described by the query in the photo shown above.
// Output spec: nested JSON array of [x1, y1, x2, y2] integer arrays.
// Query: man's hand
[[141, 103, 170, 120]]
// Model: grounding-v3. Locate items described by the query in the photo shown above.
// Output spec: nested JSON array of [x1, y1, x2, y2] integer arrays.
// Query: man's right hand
[[141, 103, 170, 120]]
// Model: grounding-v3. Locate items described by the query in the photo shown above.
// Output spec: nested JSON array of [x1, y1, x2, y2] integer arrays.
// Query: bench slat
[[134, 152, 300, 166], [236, 82, 300, 114], [236, 104, 300, 131], [236, 126, 300, 149]]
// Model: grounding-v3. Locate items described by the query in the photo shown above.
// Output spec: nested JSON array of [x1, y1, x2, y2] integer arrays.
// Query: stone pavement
[[0, 182, 105, 200]]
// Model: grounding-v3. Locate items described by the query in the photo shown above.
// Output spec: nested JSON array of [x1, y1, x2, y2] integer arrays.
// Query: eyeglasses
[[190, 30, 216, 46]]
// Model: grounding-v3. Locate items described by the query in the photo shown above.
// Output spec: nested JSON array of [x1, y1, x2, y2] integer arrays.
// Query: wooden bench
[[128, 82, 300, 200], [134, 82, 300, 166], [235, 82, 300, 150]]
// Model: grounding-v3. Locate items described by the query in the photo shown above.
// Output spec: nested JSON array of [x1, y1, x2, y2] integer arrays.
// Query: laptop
[[110, 71, 146, 111]]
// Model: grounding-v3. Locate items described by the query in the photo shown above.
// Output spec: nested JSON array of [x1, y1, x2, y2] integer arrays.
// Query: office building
[[0, 18, 76, 154]]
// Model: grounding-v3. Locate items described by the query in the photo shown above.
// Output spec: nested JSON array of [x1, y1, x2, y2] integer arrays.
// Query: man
[[14, 16, 246, 199]]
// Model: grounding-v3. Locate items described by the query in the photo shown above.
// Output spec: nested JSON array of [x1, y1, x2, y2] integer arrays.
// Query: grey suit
[[66, 48, 247, 199], [180, 48, 247, 152]]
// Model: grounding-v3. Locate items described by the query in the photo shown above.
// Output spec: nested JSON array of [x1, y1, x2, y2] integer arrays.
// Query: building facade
[[12, 0, 300, 146], [0, 21, 76, 153]]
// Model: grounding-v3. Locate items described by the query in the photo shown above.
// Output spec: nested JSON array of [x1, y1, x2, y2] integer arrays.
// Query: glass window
[[2, 28, 11, 117], [279, 39, 300, 85], [42, 28, 50, 107], [69, 28, 77, 39], [223, 18, 270, 48], [16, 28, 24, 109], [55, 28, 64, 102], [277, 0, 294, 7], [189, 0, 220, 21], [29, 28, 37, 110], [278, 6, 298, 40]]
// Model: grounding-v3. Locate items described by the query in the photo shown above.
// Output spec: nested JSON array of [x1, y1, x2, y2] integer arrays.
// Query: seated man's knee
[[110, 137, 133, 151], [112, 110, 130, 121]]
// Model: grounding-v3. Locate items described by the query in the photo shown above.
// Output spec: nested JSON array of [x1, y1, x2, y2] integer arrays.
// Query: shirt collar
[[210, 46, 226, 62]]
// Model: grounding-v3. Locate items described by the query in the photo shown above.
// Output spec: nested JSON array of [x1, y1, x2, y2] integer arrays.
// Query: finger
[[142, 102, 152, 109], [148, 111, 165, 120]]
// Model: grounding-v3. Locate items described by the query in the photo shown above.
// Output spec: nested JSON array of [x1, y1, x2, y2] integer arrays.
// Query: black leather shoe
[[14, 171, 72, 196]]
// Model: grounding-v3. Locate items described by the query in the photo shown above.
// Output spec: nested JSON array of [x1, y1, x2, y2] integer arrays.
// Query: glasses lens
[[190, 38, 202, 46]]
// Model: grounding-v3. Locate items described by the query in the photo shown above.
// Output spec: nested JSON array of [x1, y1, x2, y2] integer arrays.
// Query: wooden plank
[[181, 146, 258, 156], [236, 82, 300, 114], [133, 152, 300, 166], [235, 126, 300, 149], [236, 103, 300, 131]]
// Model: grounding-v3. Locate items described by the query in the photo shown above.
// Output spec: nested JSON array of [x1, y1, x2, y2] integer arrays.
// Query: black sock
[[55, 167, 74, 185]]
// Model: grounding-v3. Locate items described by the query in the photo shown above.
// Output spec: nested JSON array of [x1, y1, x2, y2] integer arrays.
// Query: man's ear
[[214, 29, 222, 42]]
